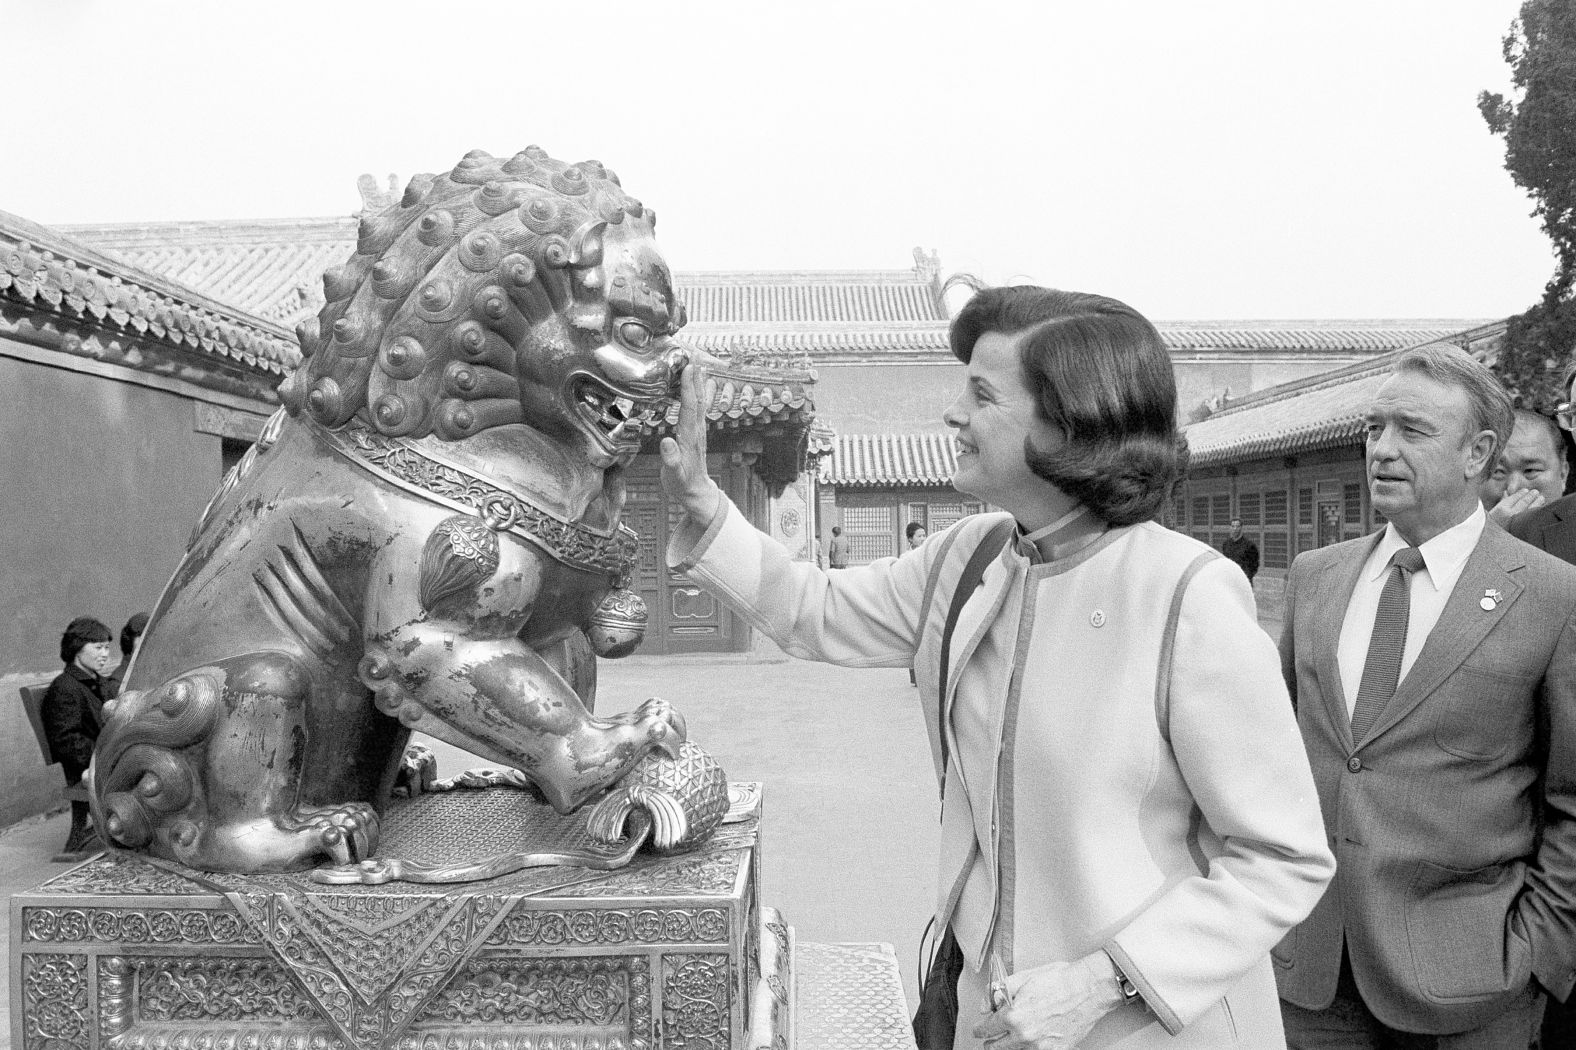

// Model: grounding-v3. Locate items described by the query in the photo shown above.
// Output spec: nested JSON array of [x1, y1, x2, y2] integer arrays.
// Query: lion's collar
[[322, 418, 636, 579]]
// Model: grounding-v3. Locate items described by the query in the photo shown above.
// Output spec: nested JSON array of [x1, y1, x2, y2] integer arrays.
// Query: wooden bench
[[19, 683, 97, 859]]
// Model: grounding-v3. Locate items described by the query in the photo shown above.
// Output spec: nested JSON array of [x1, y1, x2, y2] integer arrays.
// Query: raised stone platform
[[11, 784, 916, 1050]]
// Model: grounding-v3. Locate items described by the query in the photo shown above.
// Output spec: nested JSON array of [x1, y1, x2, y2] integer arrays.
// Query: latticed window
[[1238, 492, 1261, 527], [1263, 532, 1290, 570], [1192, 496, 1210, 525], [841, 506, 894, 564], [1344, 484, 1363, 524], [928, 501, 982, 531], [1264, 490, 1289, 526], [1211, 494, 1231, 526], [1298, 488, 1314, 528]]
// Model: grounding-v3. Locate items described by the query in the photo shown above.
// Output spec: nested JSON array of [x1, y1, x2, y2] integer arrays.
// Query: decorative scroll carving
[[23, 907, 260, 945], [22, 953, 89, 1050], [37, 853, 210, 896], [123, 957, 320, 1022], [421, 957, 634, 1027], [486, 907, 730, 947], [662, 954, 730, 1050], [553, 851, 743, 899]]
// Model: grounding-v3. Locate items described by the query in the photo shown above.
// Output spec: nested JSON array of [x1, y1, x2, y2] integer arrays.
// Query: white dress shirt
[[1337, 503, 1486, 717]]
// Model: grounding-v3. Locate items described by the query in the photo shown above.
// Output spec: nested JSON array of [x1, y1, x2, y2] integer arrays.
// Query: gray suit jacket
[[1274, 523, 1576, 1034], [1510, 493, 1576, 564]]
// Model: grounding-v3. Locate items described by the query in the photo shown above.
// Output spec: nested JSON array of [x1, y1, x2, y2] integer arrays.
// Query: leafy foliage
[[1480, 0, 1576, 409]]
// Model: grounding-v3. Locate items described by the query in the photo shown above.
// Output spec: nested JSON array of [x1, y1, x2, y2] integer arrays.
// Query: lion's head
[[278, 146, 689, 468]]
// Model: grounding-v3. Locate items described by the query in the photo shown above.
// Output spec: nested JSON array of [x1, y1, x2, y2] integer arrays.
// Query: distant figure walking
[[827, 525, 848, 569], [1221, 518, 1259, 581]]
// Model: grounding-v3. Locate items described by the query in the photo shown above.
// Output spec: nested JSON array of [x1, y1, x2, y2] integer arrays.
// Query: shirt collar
[[1368, 503, 1485, 590], [65, 663, 100, 685]]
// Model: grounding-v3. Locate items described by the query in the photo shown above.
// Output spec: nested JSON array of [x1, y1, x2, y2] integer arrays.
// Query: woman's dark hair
[[905, 521, 926, 541], [60, 617, 112, 664], [120, 612, 150, 657], [949, 286, 1187, 526]]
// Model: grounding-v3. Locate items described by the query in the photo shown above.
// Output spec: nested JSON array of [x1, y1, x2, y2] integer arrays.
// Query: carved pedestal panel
[[11, 785, 786, 1050]]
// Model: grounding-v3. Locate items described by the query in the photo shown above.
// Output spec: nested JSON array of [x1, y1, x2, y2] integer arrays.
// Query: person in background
[[827, 525, 848, 569], [1506, 366, 1576, 1050], [662, 285, 1333, 1049], [1222, 518, 1260, 582], [41, 617, 115, 854], [1481, 408, 1569, 528], [106, 611, 149, 698], [907, 521, 929, 550], [1275, 346, 1576, 1047]]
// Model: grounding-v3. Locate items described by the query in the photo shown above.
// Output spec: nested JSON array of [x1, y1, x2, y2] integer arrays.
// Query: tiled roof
[[653, 359, 816, 432], [1155, 319, 1490, 354], [821, 431, 957, 487], [677, 269, 948, 324], [57, 218, 357, 327], [60, 219, 952, 329], [0, 210, 299, 377], [57, 218, 1487, 362], [1184, 321, 1508, 467]]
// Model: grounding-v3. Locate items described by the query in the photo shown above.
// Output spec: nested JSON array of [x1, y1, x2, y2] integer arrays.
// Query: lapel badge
[[1480, 588, 1502, 612]]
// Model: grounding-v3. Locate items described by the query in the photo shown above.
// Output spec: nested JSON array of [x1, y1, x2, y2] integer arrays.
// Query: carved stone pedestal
[[12, 784, 787, 1050]]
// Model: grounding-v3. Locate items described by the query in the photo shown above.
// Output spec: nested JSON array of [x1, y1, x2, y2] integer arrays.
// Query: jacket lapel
[[1359, 527, 1525, 746], [1543, 501, 1576, 563], [1315, 534, 1382, 752]]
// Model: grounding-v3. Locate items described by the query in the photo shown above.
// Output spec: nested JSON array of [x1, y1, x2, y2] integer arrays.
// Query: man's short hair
[[830, 526, 841, 536], [120, 612, 150, 658], [1393, 345, 1513, 478], [1513, 408, 1566, 464]]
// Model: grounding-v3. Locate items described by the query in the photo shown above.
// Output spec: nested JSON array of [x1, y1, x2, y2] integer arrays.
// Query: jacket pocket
[[1271, 925, 1297, 969], [1404, 858, 1530, 1003], [1431, 666, 1535, 761]]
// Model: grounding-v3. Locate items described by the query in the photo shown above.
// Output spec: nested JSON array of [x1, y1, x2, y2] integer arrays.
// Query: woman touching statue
[[660, 286, 1332, 1050]]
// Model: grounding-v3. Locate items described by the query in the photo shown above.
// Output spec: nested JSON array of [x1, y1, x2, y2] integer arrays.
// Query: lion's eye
[[618, 321, 653, 350]]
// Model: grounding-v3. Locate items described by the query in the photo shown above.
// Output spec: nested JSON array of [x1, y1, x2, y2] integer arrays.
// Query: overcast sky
[[3, 0, 1552, 320]]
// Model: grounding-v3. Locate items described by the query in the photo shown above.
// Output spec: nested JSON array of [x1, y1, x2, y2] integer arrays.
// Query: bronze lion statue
[[91, 147, 694, 873]]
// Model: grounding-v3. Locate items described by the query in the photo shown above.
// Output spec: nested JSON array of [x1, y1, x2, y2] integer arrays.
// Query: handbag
[[911, 520, 1014, 1050]]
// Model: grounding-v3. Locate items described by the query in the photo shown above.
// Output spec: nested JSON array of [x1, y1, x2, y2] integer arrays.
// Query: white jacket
[[672, 503, 1333, 1048]]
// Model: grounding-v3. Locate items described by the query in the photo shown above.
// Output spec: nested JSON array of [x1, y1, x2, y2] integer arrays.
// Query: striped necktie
[[1350, 546, 1426, 741]]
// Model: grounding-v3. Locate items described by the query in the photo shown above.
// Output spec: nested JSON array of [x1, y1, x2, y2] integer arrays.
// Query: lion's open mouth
[[573, 377, 669, 449]]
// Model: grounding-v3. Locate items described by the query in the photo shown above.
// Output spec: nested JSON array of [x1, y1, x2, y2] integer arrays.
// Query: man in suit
[[1506, 371, 1576, 1050], [1276, 344, 1576, 1048], [1509, 364, 1576, 559]]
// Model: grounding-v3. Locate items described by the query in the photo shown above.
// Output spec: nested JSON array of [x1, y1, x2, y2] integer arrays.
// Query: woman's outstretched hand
[[660, 350, 723, 522]]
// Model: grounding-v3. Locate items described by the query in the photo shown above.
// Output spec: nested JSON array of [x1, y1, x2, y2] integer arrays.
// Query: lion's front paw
[[636, 696, 687, 759], [283, 802, 380, 866]]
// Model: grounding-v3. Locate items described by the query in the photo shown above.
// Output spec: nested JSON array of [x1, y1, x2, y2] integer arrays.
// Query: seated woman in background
[[659, 286, 1334, 1050], [106, 612, 149, 698], [42, 616, 116, 854]]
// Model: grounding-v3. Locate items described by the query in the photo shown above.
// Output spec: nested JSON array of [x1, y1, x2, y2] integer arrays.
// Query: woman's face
[[74, 641, 113, 676], [943, 331, 1063, 513], [908, 527, 927, 548]]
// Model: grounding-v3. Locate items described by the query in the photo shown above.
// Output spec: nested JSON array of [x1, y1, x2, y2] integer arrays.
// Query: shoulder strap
[[938, 519, 1015, 780]]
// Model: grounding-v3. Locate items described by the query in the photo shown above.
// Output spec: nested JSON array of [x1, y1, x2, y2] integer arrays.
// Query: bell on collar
[[588, 586, 648, 659]]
